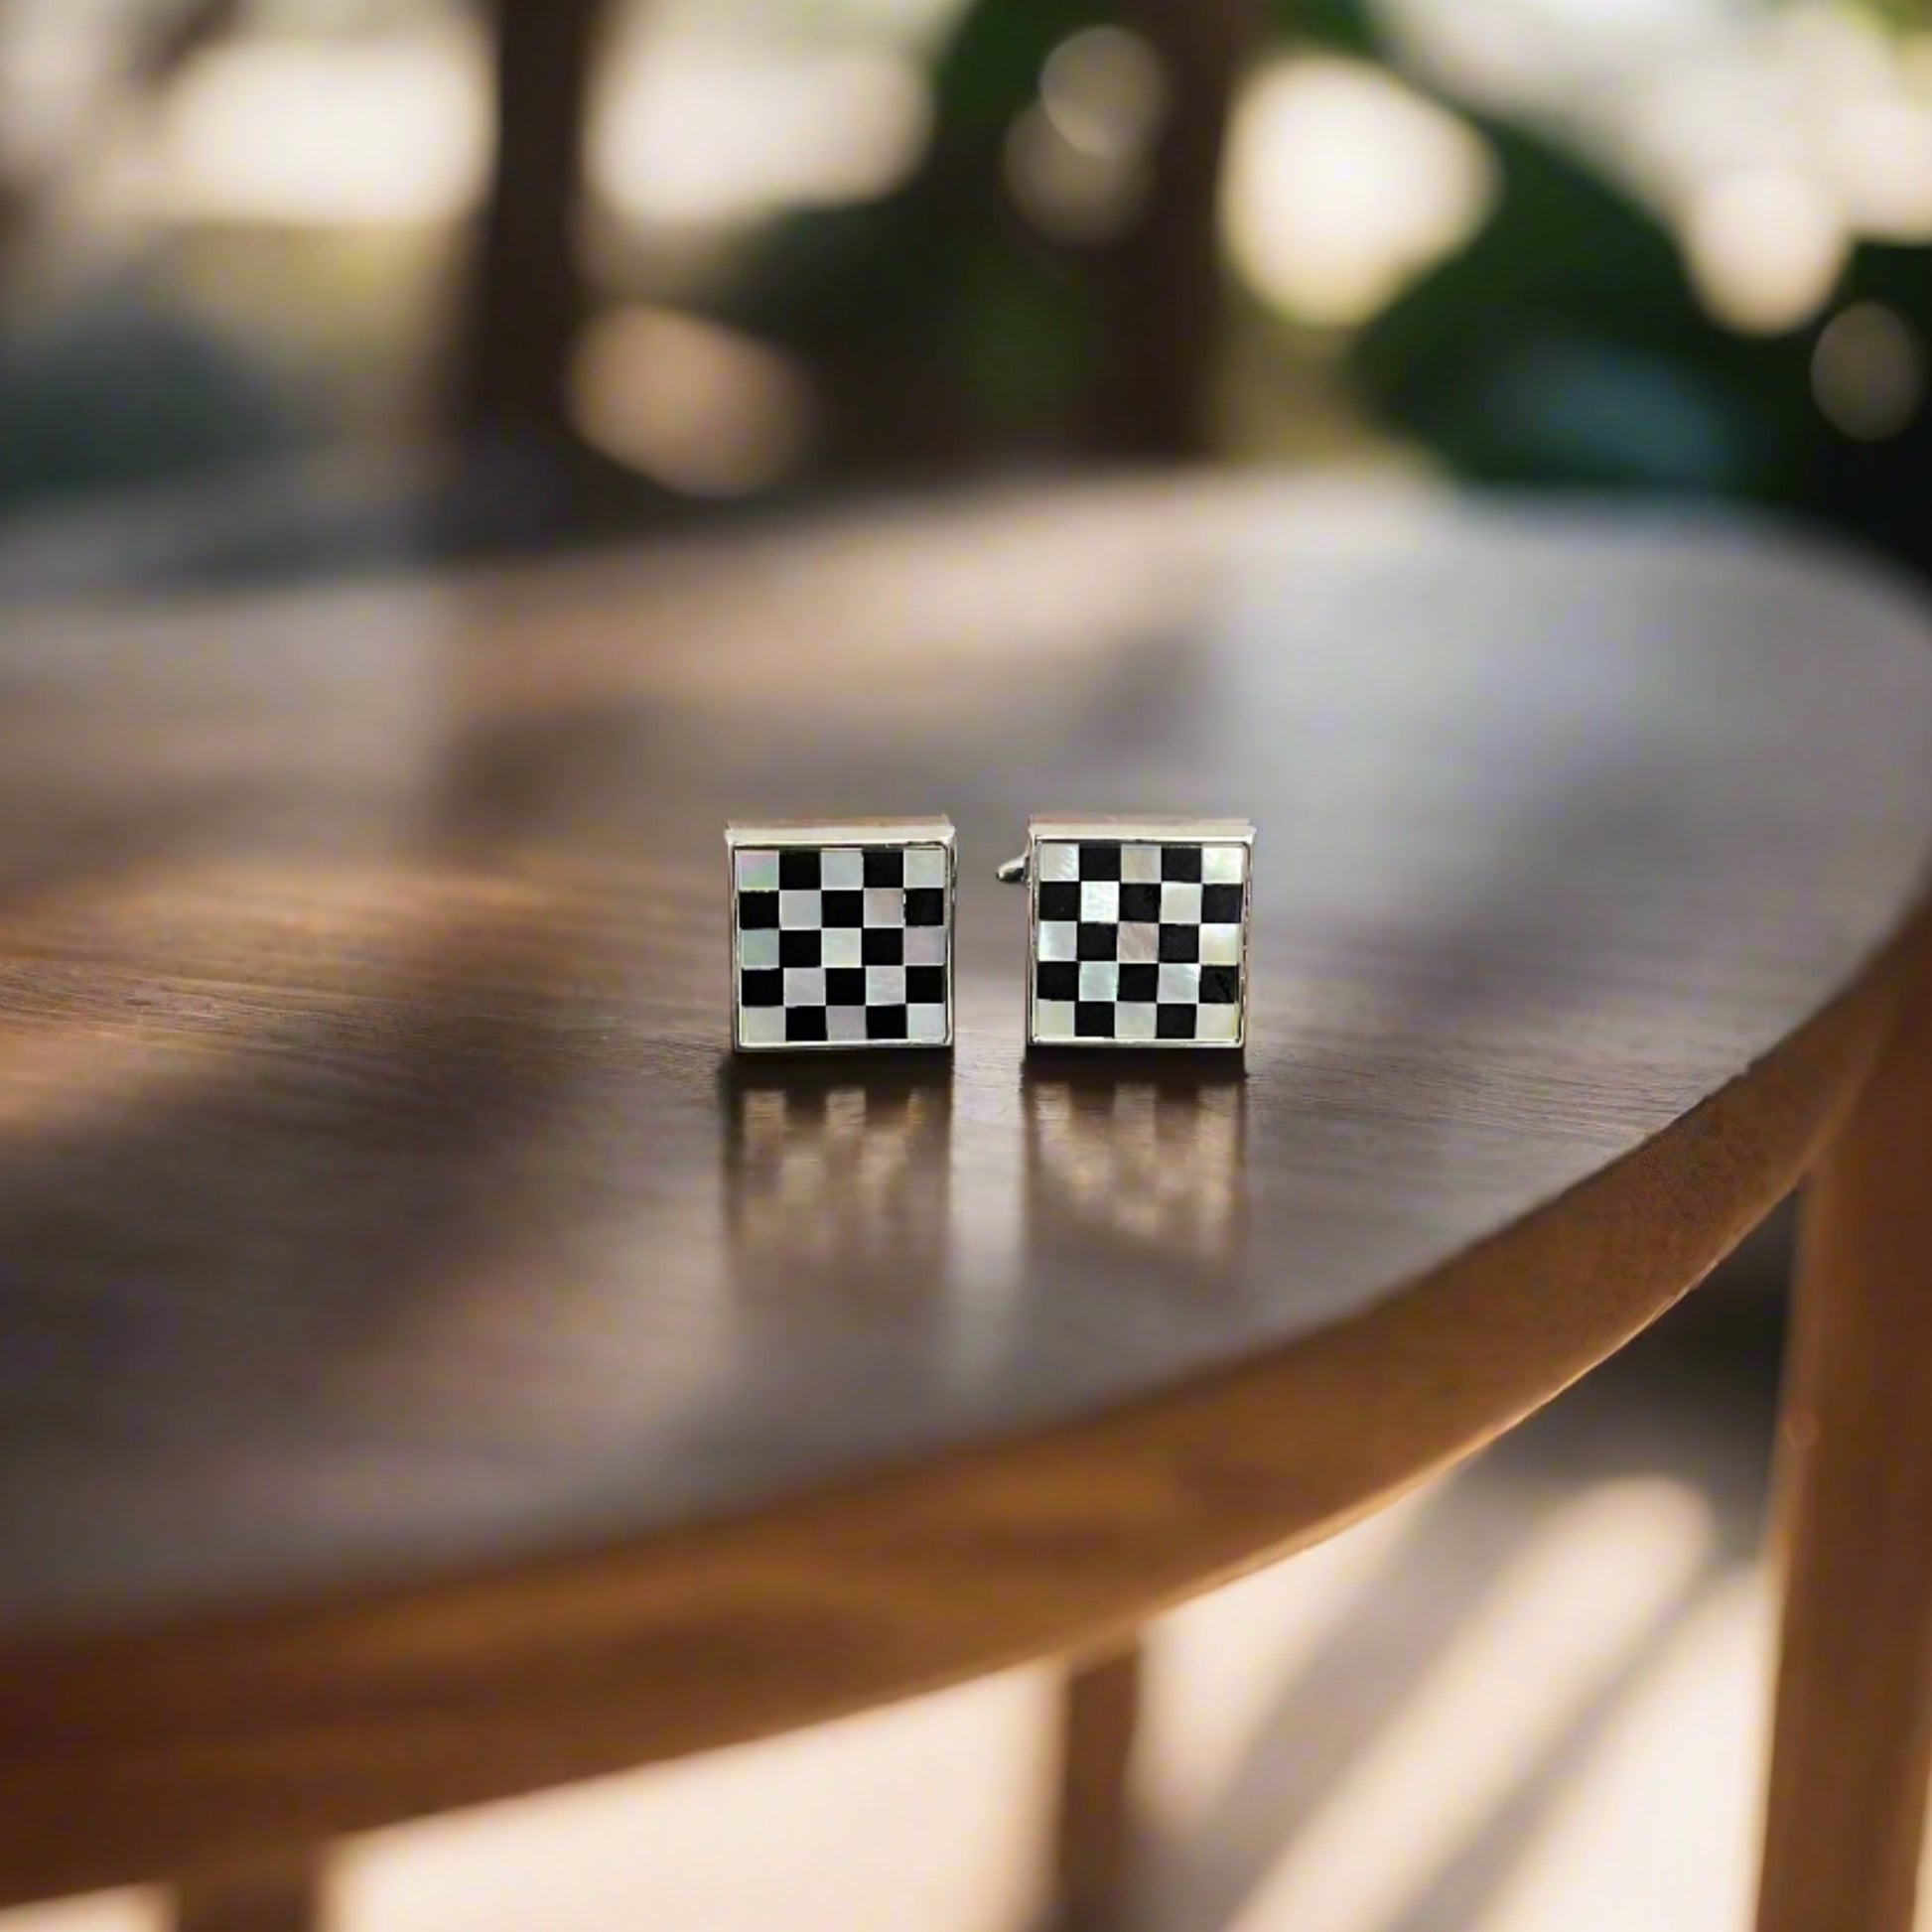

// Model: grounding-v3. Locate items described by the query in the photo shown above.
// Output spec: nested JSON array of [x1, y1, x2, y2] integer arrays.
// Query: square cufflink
[[1005, 816, 1255, 1049], [728, 818, 956, 1051]]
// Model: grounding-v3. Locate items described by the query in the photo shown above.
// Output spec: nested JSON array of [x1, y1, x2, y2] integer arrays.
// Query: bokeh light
[[1812, 301, 1925, 442], [1038, 25, 1170, 163], [1221, 55, 1496, 329], [1679, 169, 1847, 337], [159, 31, 489, 227], [589, 36, 929, 231], [567, 307, 813, 495], [1006, 25, 1169, 245]]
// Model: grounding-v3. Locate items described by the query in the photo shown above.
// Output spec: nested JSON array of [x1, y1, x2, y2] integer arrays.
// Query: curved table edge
[[0, 902, 1923, 1904]]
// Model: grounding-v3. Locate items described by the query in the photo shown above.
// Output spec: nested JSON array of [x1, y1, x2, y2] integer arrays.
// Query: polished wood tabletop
[[3, 478, 1932, 1902]]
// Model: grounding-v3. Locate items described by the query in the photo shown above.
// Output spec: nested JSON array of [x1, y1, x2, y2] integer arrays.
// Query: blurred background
[[4, 0, 1932, 581], [2, 1, 1927, 1927]]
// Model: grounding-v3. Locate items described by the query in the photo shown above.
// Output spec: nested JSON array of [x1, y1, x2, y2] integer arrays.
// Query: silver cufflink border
[[726, 816, 958, 1055], [726, 814, 1256, 1052], [998, 814, 1257, 1052]]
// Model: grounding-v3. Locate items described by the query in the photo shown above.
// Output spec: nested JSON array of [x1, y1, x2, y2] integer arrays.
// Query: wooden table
[[3, 479, 1931, 1932]]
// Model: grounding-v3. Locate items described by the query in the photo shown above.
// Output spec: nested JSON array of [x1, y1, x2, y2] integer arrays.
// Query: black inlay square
[[825, 967, 867, 1006], [1200, 964, 1242, 1004], [1157, 1003, 1198, 1038], [906, 965, 947, 1005], [1201, 883, 1245, 924], [1038, 881, 1081, 922], [821, 890, 864, 927], [778, 849, 821, 890], [1077, 921, 1119, 961], [1162, 845, 1203, 883], [1075, 1002, 1116, 1037], [867, 1005, 909, 1040], [1159, 922, 1199, 963], [778, 928, 821, 967], [904, 889, 946, 926], [1119, 883, 1163, 924], [785, 1007, 830, 1042], [1079, 843, 1122, 882], [740, 968, 783, 1008], [1037, 960, 1080, 1003], [862, 926, 903, 965], [1117, 962, 1160, 1004], [863, 848, 904, 888], [739, 891, 779, 930]]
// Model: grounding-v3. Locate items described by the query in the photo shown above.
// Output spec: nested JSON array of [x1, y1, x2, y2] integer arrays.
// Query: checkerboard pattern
[[734, 841, 951, 1048], [1031, 838, 1248, 1046]]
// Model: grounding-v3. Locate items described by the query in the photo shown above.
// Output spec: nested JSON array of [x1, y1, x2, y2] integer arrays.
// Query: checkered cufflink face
[[729, 820, 955, 1050], [1025, 820, 1253, 1048]]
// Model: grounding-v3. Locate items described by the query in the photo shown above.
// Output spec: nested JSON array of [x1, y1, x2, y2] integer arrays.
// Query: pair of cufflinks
[[728, 813, 1256, 1053]]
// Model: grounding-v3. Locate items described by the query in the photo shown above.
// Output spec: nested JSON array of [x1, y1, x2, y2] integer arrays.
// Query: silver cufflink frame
[[727, 817, 957, 1053], [998, 815, 1256, 1050]]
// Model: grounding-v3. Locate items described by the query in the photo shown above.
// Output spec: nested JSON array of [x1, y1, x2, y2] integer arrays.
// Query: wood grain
[[1757, 972, 1932, 1931], [0, 482, 1928, 1901]]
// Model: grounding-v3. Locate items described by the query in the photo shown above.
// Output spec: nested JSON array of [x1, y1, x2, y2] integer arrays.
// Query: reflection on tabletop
[[1026, 1062, 1247, 1269], [725, 1062, 952, 1295]]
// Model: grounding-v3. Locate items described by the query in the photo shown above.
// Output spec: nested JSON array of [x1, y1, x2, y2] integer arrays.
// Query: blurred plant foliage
[[1330, 0, 1932, 574], [712, 0, 1114, 463], [719, 0, 1932, 568]]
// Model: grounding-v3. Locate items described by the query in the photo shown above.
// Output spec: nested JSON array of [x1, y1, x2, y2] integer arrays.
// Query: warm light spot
[[1221, 56, 1497, 328], [1227, 1478, 1712, 1932], [1387, 0, 1932, 275], [1007, 24, 1170, 244], [1003, 103, 1151, 244], [1038, 26, 1170, 161], [1820, 95, 1932, 241], [1482, 1574, 1766, 1932], [0, 4, 104, 177], [158, 31, 489, 225], [340, 1670, 1051, 1932], [1813, 302, 1925, 442], [1680, 170, 1847, 335], [0, 1890, 159, 1932], [590, 40, 929, 229], [568, 307, 813, 495]]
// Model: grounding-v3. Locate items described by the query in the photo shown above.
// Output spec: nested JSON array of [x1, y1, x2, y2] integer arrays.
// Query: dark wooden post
[[452, 0, 613, 444], [1085, 0, 1260, 459], [173, 1854, 325, 1932], [1052, 1637, 1146, 1930]]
